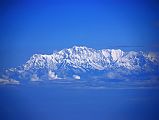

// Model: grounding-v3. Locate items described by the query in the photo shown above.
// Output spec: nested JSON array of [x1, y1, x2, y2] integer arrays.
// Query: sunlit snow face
[[1, 46, 159, 86]]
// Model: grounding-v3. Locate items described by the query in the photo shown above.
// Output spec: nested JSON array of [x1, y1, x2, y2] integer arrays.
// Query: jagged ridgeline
[[1, 46, 159, 85]]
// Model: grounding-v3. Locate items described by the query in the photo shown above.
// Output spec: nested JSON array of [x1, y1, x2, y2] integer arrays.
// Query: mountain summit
[[1, 46, 159, 84]]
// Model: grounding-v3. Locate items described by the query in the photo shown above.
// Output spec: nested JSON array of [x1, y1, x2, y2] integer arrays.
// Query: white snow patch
[[48, 70, 58, 80], [0, 78, 20, 85], [89, 62, 104, 70], [31, 74, 41, 81], [111, 49, 123, 61], [148, 52, 158, 62], [73, 75, 80, 80]]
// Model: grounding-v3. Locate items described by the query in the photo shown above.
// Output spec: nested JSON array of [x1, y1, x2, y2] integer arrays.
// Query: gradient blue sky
[[0, 0, 159, 67]]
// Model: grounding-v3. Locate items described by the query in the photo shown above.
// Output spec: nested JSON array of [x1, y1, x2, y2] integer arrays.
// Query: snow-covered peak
[[110, 49, 124, 61], [147, 52, 159, 62], [59, 46, 95, 56], [21, 46, 159, 72], [2, 46, 159, 84], [72, 45, 90, 50]]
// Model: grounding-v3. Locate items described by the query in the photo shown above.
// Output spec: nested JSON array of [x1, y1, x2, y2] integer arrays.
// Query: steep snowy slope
[[2, 46, 159, 83]]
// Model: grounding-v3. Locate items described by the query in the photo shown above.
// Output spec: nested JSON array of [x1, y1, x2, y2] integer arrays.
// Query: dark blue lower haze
[[0, 85, 159, 120]]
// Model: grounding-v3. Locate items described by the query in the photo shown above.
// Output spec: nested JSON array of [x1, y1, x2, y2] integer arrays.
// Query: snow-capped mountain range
[[1, 46, 159, 84]]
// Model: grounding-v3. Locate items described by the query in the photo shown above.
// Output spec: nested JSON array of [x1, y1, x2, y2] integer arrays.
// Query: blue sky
[[0, 0, 159, 67]]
